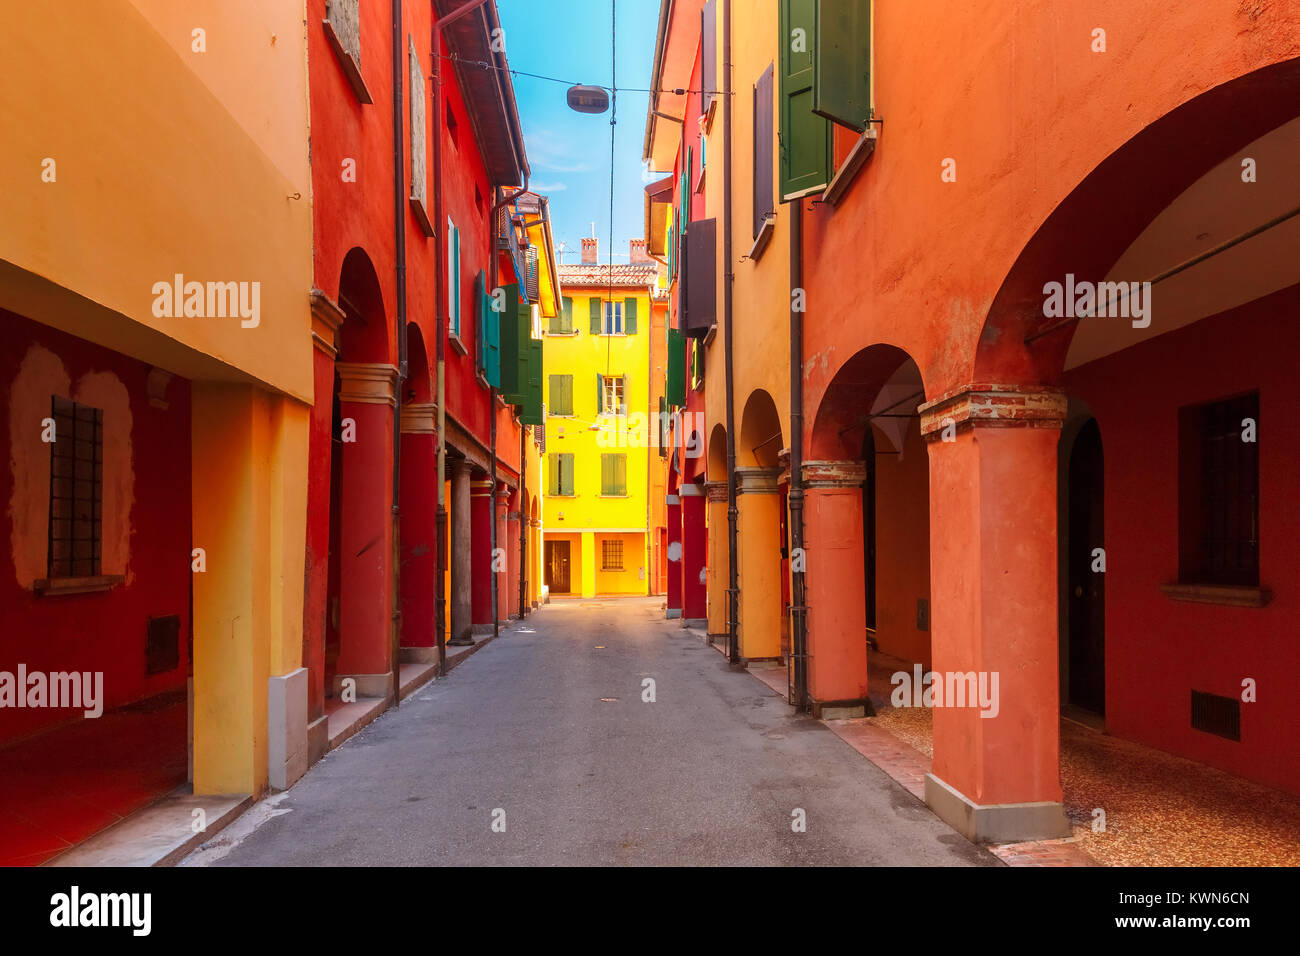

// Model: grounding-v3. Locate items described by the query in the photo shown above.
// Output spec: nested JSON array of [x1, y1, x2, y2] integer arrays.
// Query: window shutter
[[589, 297, 602, 334], [561, 296, 574, 332], [616, 455, 627, 495], [779, 0, 833, 200], [548, 453, 559, 496], [512, 296, 532, 407], [666, 328, 686, 407], [596, 372, 605, 415], [562, 453, 575, 496], [701, 0, 718, 118], [520, 337, 544, 424], [754, 65, 775, 237], [624, 297, 638, 334], [601, 454, 612, 496], [499, 282, 522, 401], [474, 270, 485, 373], [813, 0, 871, 132], [620, 374, 629, 416], [453, 224, 462, 335]]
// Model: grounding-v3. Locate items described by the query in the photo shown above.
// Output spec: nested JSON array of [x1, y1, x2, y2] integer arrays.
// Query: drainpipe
[[722, 0, 740, 666], [788, 199, 808, 711], [519, 425, 528, 617], [390, 0, 408, 697]]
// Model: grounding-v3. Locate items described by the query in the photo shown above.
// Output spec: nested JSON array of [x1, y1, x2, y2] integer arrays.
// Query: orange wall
[[872, 422, 932, 669]]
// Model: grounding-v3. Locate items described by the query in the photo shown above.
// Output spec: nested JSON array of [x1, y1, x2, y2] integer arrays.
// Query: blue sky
[[497, 0, 662, 266]]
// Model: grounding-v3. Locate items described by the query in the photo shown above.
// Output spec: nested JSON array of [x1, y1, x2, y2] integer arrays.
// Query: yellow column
[[736, 466, 783, 660], [705, 481, 729, 639], [580, 531, 597, 598], [191, 384, 308, 796]]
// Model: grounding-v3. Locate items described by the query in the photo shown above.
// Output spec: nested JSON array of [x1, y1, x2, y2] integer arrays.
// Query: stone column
[[680, 482, 707, 625], [448, 459, 474, 646], [735, 466, 783, 661], [803, 460, 869, 717], [705, 481, 729, 641], [920, 385, 1070, 842], [399, 402, 438, 659], [495, 481, 510, 624], [507, 492, 522, 619], [470, 478, 494, 631]]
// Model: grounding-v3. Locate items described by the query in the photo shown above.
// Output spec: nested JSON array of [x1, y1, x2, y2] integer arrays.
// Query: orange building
[[645, 0, 1300, 842]]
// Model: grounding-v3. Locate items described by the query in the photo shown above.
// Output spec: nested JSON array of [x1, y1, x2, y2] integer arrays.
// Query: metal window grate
[[47, 396, 103, 579], [602, 539, 623, 571], [1199, 393, 1259, 585], [1191, 690, 1241, 741]]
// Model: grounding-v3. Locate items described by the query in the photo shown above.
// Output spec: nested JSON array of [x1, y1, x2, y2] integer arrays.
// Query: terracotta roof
[[558, 263, 659, 289]]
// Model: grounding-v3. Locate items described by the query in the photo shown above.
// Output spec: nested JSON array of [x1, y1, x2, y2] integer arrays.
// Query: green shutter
[[601, 454, 611, 496], [506, 295, 531, 407], [596, 372, 605, 415], [589, 297, 602, 334], [561, 453, 574, 495], [624, 297, 638, 334], [560, 296, 573, 333], [615, 454, 627, 495], [812, 0, 871, 132], [779, 0, 833, 200], [499, 282, 522, 401], [520, 337, 544, 424], [666, 328, 686, 407], [453, 225, 462, 335], [620, 374, 629, 416], [479, 272, 500, 388], [547, 453, 559, 495]]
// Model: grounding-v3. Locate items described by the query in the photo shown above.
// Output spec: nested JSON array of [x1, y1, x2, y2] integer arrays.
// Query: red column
[[399, 404, 438, 649], [680, 482, 707, 622], [334, 363, 397, 688], [802, 461, 869, 712], [921, 386, 1070, 842], [303, 309, 339, 736], [495, 481, 510, 624], [471, 478, 493, 629], [666, 491, 682, 619]]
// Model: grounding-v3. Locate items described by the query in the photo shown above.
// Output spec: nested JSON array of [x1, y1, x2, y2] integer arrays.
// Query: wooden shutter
[[520, 337, 544, 424], [601, 454, 612, 496], [499, 282, 521, 400], [624, 297, 638, 334], [561, 296, 574, 332], [620, 374, 629, 416], [474, 270, 485, 372], [666, 328, 686, 407], [453, 224, 462, 335], [615, 454, 627, 495], [589, 297, 602, 334], [596, 372, 605, 415], [561, 453, 575, 495], [512, 296, 532, 407], [779, 0, 833, 200], [701, 0, 718, 119], [813, 0, 871, 132], [483, 273, 500, 388], [682, 218, 717, 337], [754, 64, 775, 236], [548, 454, 559, 495]]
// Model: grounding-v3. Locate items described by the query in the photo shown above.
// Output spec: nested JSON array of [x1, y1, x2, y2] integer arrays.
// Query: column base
[[924, 773, 1071, 843], [447, 636, 477, 647], [666, 608, 682, 619], [681, 617, 707, 628], [268, 668, 308, 791], [810, 697, 873, 720], [330, 672, 394, 699], [400, 645, 440, 663], [307, 714, 330, 767]]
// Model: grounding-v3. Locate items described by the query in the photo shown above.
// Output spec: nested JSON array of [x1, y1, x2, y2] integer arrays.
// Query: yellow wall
[[593, 532, 647, 594], [0, 0, 314, 401], [542, 290, 652, 543]]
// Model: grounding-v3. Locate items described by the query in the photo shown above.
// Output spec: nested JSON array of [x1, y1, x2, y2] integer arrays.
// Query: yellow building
[[543, 240, 658, 597]]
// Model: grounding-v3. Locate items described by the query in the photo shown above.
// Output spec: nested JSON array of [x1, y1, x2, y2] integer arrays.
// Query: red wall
[[0, 312, 191, 742], [1062, 283, 1300, 795]]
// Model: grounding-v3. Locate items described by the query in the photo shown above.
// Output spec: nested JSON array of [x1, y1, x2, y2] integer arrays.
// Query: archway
[[807, 345, 929, 714], [735, 390, 784, 661], [326, 248, 395, 706], [399, 322, 438, 661]]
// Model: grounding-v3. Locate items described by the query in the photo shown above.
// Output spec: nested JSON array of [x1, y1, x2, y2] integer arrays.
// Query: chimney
[[629, 238, 650, 264], [581, 237, 599, 265]]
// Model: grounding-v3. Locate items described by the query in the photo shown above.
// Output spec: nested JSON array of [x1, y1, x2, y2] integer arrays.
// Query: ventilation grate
[[1191, 690, 1240, 741]]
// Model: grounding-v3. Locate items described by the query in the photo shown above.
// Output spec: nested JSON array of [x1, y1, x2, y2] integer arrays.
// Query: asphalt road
[[188, 598, 997, 866]]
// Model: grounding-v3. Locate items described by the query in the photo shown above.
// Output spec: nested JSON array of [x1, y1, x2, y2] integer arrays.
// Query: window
[[753, 64, 774, 237], [1178, 392, 1259, 587], [548, 452, 575, 496], [446, 101, 458, 147], [548, 374, 573, 416], [47, 396, 103, 579], [602, 538, 624, 571], [603, 301, 623, 335], [601, 375, 626, 416], [601, 454, 627, 496], [658, 396, 669, 459], [551, 296, 574, 334], [447, 216, 462, 338]]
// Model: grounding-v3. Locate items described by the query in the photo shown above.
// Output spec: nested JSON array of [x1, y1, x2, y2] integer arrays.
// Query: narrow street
[[189, 599, 995, 867]]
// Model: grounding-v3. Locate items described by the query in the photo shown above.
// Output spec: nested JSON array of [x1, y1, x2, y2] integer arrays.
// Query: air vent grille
[[1191, 690, 1240, 741]]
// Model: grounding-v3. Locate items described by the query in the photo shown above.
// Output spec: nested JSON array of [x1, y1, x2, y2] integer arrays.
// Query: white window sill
[[35, 575, 125, 596], [1160, 583, 1272, 608]]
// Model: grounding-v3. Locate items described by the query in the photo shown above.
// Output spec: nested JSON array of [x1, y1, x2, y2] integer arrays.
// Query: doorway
[[545, 540, 571, 594], [1067, 418, 1106, 715]]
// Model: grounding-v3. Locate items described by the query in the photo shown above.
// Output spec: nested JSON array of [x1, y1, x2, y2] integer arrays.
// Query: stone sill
[[1161, 583, 1272, 608], [34, 575, 125, 596], [449, 333, 468, 356]]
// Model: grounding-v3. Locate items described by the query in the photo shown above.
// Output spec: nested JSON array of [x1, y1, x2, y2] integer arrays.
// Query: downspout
[[430, 0, 492, 675], [788, 199, 808, 711], [722, 0, 740, 666], [390, 0, 408, 696], [519, 424, 528, 618]]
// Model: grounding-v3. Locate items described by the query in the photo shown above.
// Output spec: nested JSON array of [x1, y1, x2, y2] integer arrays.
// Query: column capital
[[679, 482, 705, 497], [310, 288, 344, 357], [399, 402, 437, 434], [704, 480, 728, 503], [735, 465, 781, 495], [918, 384, 1066, 441], [336, 362, 399, 406], [470, 478, 495, 497], [448, 457, 472, 479], [802, 459, 867, 489]]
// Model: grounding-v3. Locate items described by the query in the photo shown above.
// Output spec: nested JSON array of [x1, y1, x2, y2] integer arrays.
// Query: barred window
[[602, 539, 624, 571], [1179, 392, 1259, 586], [48, 396, 103, 579]]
